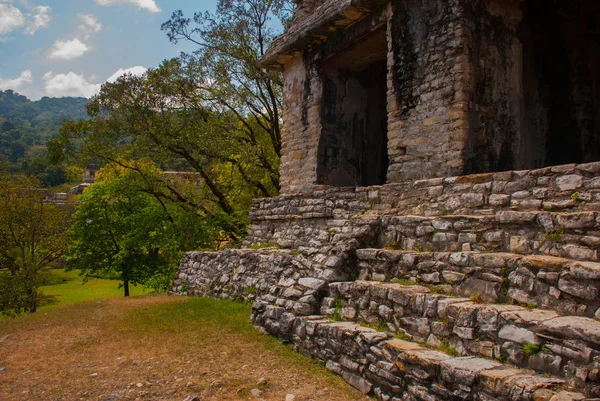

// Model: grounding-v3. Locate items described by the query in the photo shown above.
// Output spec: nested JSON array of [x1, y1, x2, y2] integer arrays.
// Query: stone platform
[[171, 162, 600, 400]]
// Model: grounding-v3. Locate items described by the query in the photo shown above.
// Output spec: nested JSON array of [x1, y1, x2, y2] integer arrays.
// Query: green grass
[[522, 343, 544, 357], [119, 297, 356, 387], [36, 269, 151, 312], [0, 296, 367, 400], [439, 341, 461, 357]]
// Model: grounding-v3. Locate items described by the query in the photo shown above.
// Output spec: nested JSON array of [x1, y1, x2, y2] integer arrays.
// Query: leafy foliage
[[0, 175, 73, 315], [49, 0, 294, 242], [0, 90, 87, 186], [67, 164, 218, 295]]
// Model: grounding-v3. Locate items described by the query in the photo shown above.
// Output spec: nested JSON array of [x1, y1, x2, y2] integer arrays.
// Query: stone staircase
[[172, 162, 600, 400]]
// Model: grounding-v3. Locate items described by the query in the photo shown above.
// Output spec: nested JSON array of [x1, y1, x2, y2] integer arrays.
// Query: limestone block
[[555, 212, 596, 229], [449, 252, 470, 266], [489, 194, 511, 206], [440, 357, 501, 386], [396, 349, 451, 381], [452, 326, 474, 340], [533, 389, 555, 401], [399, 317, 431, 338], [484, 230, 505, 242], [561, 244, 597, 261], [498, 324, 539, 344], [298, 277, 327, 290], [557, 277, 598, 300], [510, 236, 531, 254], [461, 193, 485, 207], [479, 368, 524, 394], [538, 316, 600, 346], [442, 270, 466, 283], [529, 351, 562, 375], [456, 277, 500, 302], [496, 211, 538, 223], [549, 392, 586, 401], [265, 305, 285, 319], [341, 371, 372, 394], [421, 272, 441, 284], [556, 175, 583, 191]]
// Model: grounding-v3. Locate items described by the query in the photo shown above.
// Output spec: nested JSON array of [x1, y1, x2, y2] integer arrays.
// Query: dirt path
[[0, 295, 368, 401]]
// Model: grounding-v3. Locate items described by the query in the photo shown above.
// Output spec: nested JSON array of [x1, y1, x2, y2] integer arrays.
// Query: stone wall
[[246, 161, 600, 253], [385, 0, 472, 182], [357, 250, 600, 317], [263, 0, 600, 194], [325, 280, 600, 383], [279, 55, 321, 194], [173, 162, 600, 398], [173, 248, 594, 399]]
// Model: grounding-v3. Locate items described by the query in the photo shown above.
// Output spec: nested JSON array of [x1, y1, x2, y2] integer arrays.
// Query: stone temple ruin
[[172, 0, 600, 399]]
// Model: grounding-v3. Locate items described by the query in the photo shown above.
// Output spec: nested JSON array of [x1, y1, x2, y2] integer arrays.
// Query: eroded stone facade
[[260, 0, 600, 194]]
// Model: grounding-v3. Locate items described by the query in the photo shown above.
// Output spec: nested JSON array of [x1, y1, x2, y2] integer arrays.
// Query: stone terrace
[[173, 162, 600, 400]]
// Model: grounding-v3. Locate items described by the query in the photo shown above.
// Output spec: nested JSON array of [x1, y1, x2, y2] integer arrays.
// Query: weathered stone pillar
[[280, 55, 322, 194], [385, 0, 475, 183]]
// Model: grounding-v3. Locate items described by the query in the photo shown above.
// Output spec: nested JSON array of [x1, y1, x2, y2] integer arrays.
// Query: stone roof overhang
[[259, 0, 382, 70]]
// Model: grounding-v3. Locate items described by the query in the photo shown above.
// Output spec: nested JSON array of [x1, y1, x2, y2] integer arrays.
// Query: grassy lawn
[[36, 268, 152, 311], [0, 295, 368, 401]]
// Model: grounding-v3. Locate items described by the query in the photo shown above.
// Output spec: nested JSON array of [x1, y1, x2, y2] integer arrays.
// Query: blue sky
[[0, 0, 219, 99]]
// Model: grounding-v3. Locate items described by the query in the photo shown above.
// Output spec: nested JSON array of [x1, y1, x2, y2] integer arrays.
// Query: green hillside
[[0, 90, 88, 186]]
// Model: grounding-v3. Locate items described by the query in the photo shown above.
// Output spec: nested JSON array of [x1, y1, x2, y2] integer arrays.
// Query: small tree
[[67, 163, 217, 296], [0, 176, 72, 316]]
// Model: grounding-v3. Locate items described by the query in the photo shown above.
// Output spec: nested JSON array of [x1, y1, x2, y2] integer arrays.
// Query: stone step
[[356, 249, 600, 318], [285, 315, 588, 400], [246, 162, 600, 250], [322, 280, 600, 390], [380, 210, 600, 262]]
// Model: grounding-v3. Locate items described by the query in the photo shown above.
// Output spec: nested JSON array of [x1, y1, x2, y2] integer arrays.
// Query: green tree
[[67, 163, 217, 296], [51, 60, 275, 239], [0, 175, 72, 316], [162, 0, 293, 187], [50, 0, 291, 240]]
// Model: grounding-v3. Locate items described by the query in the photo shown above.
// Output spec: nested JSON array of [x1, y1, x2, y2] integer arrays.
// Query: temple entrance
[[317, 28, 389, 187], [518, 0, 600, 168]]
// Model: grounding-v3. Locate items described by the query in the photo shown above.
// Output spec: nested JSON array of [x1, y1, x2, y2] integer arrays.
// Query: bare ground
[[0, 295, 368, 401]]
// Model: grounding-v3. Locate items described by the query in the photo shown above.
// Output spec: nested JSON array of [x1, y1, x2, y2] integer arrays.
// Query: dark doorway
[[519, 0, 600, 168], [317, 29, 389, 187]]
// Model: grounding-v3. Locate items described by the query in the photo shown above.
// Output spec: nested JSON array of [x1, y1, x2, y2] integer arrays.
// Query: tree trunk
[[27, 276, 37, 312], [124, 280, 130, 297]]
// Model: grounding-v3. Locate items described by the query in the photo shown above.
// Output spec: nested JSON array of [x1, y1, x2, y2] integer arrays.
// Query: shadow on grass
[[38, 292, 60, 308], [36, 269, 76, 287]]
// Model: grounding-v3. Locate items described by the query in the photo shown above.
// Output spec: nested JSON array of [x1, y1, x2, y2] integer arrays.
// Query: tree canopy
[[50, 0, 292, 240], [67, 163, 218, 295], [0, 90, 87, 187], [0, 175, 73, 315]]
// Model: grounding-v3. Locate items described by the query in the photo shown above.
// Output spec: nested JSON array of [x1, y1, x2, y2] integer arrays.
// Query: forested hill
[[0, 90, 88, 186]]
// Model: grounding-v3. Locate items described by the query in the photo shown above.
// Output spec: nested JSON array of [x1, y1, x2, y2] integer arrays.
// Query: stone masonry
[[172, 1, 600, 399], [173, 161, 600, 400], [260, 0, 600, 194]]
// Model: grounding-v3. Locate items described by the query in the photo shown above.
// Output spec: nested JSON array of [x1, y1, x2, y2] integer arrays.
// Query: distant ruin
[[173, 1, 600, 399]]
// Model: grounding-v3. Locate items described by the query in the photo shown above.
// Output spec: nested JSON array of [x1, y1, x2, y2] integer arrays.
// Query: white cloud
[[47, 38, 90, 60], [0, 70, 33, 90], [94, 0, 161, 13], [41, 66, 148, 98], [78, 13, 101, 39], [24, 5, 51, 35], [43, 71, 101, 98], [106, 66, 147, 83], [45, 13, 101, 61], [0, 3, 25, 35]]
